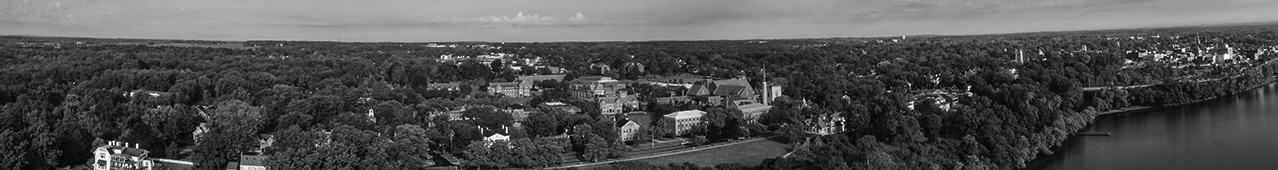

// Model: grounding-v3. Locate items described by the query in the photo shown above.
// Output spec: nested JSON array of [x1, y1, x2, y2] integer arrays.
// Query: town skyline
[[4, 0, 1278, 42]]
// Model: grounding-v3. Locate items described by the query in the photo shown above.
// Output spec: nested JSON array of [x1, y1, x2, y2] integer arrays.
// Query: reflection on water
[[1035, 83, 1278, 170]]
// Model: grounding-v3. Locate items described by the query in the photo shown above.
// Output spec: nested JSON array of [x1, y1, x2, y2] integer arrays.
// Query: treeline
[[1128, 62, 1278, 106]]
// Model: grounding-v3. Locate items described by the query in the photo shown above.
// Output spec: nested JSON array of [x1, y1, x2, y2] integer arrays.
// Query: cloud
[[2, 0, 1277, 42], [438, 11, 597, 28], [0, 0, 75, 24]]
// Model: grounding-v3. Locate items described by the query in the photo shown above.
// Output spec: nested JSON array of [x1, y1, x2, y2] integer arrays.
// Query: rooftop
[[239, 155, 269, 166], [626, 112, 653, 127], [737, 103, 772, 110], [664, 110, 706, 119], [574, 76, 618, 83]]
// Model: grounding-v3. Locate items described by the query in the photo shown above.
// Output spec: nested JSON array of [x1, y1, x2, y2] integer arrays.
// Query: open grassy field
[[632, 137, 790, 166]]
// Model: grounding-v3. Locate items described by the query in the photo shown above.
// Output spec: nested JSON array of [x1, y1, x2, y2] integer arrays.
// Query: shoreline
[[1026, 77, 1277, 170], [1095, 77, 1277, 117]]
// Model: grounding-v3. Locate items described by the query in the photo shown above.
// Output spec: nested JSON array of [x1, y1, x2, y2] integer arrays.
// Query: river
[[1031, 83, 1278, 170]]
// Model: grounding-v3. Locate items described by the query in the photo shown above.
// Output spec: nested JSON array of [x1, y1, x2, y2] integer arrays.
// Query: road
[[547, 135, 779, 169]]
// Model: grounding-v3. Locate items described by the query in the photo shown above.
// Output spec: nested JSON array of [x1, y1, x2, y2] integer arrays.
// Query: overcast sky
[[2, 0, 1277, 42]]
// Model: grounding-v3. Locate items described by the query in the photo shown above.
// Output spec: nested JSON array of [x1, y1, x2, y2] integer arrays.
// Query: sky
[[2, 0, 1278, 42]]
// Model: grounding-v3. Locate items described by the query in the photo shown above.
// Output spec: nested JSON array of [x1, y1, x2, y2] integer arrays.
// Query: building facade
[[731, 100, 772, 124], [568, 76, 639, 115], [661, 110, 706, 136], [93, 141, 155, 170], [488, 81, 531, 97]]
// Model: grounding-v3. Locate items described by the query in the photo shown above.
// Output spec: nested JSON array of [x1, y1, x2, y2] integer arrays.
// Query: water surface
[[1035, 83, 1278, 170]]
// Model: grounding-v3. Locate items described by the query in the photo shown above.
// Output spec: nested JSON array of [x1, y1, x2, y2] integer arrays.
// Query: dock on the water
[[1076, 132, 1112, 136]]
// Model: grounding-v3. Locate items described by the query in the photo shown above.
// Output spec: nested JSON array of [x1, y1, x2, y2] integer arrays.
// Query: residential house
[[804, 112, 846, 136], [193, 123, 210, 145], [617, 119, 642, 142], [617, 112, 653, 142], [93, 141, 155, 170], [250, 134, 275, 154], [238, 155, 268, 170], [589, 63, 613, 74], [661, 110, 706, 136], [480, 126, 512, 148]]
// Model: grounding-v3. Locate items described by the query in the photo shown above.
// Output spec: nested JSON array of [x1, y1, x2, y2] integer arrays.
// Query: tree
[[0, 130, 28, 169], [390, 125, 434, 169], [630, 126, 653, 145], [462, 106, 513, 130], [582, 135, 609, 162], [193, 100, 264, 169], [463, 140, 512, 168], [524, 108, 567, 138]]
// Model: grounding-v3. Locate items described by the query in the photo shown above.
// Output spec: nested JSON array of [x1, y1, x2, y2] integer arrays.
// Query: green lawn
[[634, 137, 790, 166]]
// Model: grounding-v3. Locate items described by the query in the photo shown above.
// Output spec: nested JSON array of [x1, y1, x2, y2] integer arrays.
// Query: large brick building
[[568, 76, 639, 115], [488, 81, 531, 97]]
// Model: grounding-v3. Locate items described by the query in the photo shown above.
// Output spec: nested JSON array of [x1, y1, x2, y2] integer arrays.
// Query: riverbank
[[1029, 81, 1278, 170], [1096, 76, 1278, 117], [1026, 77, 1278, 169]]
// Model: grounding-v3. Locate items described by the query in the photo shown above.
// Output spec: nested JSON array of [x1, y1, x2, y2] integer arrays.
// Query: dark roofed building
[[686, 77, 758, 106], [238, 155, 269, 170]]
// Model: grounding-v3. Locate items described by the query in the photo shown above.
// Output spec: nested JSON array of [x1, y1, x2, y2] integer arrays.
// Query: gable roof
[[687, 84, 711, 96], [616, 119, 635, 128], [239, 155, 268, 166], [517, 74, 566, 82], [573, 76, 616, 83], [712, 85, 748, 96], [663, 110, 706, 119], [737, 103, 772, 111], [490, 82, 521, 87], [626, 112, 653, 127], [713, 78, 751, 89]]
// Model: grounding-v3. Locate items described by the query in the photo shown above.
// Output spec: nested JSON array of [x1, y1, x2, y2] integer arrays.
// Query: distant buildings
[[654, 96, 692, 105], [488, 81, 531, 97], [517, 74, 566, 84], [93, 141, 155, 170], [538, 102, 582, 114], [427, 83, 463, 91], [662, 110, 706, 136]]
